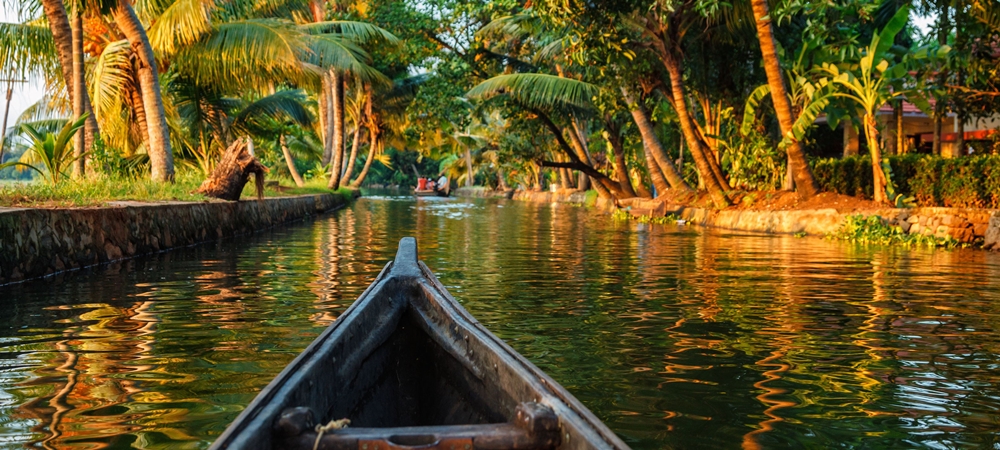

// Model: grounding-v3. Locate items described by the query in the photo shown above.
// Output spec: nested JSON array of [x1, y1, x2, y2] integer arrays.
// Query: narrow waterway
[[2, 193, 1000, 449]]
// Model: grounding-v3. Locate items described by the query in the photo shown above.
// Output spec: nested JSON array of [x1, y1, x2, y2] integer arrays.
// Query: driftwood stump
[[196, 137, 268, 201]]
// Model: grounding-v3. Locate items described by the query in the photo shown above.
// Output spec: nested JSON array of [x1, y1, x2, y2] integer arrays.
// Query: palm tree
[[111, 0, 174, 181], [341, 82, 368, 184], [70, 3, 86, 177], [749, 0, 820, 198], [637, 6, 731, 208], [40, 0, 101, 155], [620, 87, 691, 195], [349, 75, 423, 188]]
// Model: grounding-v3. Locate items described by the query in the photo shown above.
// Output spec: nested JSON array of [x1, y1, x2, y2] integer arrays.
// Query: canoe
[[414, 188, 449, 197], [211, 237, 629, 450]]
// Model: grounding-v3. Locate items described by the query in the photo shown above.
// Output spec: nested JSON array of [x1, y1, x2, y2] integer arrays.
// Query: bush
[[811, 154, 1000, 208]]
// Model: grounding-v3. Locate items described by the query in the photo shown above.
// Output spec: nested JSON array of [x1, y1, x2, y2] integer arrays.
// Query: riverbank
[[0, 175, 343, 208], [0, 191, 357, 284], [453, 187, 1000, 250]]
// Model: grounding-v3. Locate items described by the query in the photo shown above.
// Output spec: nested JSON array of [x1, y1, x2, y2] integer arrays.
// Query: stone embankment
[[454, 187, 1000, 250], [0, 193, 353, 284]]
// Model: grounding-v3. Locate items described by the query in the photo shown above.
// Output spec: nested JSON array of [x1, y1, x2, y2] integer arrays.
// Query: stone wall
[[0, 194, 349, 284], [491, 189, 1000, 249], [885, 208, 996, 243], [452, 187, 514, 198]]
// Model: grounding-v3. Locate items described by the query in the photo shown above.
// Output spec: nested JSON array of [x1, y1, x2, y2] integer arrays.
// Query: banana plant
[[18, 114, 89, 184], [816, 6, 943, 205]]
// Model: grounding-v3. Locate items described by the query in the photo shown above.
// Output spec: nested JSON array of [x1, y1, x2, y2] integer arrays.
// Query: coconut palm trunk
[[342, 124, 362, 185], [41, 0, 99, 153], [71, 6, 85, 178], [350, 126, 379, 188], [328, 71, 345, 189], [534, 109, 626, 198], [565, 128, 616, 198], [660, 51, 730, 207], [569, 118, 591, 191], [321, 76, 333, 164], [643, 143, 670, 197], [750, 0, 819, 199], [559, 165, 572, 189], [112, 0, 173, 181], [280, 134, 305, 187], [464, 145, 474, 187], [623, 88, 691, 193], [129, 82, 149, 155], [604, 124, 637, 197]]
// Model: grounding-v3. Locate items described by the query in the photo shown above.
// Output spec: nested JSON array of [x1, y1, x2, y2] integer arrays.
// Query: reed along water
[[2, 192, 1000, 449]]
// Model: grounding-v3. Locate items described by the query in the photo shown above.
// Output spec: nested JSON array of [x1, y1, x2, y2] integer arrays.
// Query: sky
[[1, 6, 46, 131]]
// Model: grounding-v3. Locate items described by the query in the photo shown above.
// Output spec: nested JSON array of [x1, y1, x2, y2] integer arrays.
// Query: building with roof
[[831, 99, 999, 158]]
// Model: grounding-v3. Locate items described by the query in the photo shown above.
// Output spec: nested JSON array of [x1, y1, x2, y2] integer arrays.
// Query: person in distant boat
[[436, 174, 449, 195]]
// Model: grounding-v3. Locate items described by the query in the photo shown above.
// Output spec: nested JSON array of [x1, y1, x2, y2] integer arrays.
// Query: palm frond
[[175, 19, 315, 89], [231, 89, 312, 135], [299, 21, 399, 45], [15, 95, 71, 125], [148, 0, 214, 55], [0, 22, 58, 79], [466, 73, 597, 110], [91, 40, 134, 126], [303, 33, 375, 77], [480, 14, 543, 41]]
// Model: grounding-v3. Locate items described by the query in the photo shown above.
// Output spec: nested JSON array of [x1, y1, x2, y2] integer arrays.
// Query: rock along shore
[[0, 193, 354, 284], [453, 187, 1000, 250]]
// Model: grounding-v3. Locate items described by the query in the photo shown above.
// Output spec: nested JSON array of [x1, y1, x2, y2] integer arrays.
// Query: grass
[[0, 171, 353, 208]]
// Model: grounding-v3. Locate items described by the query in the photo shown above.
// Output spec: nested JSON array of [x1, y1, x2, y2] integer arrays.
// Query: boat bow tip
[[391, 237, 423, 278]]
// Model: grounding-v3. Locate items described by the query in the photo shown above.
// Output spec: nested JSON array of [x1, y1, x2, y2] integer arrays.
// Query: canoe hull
[[414, 189, 449, 197], [211, 238, 628, 450]]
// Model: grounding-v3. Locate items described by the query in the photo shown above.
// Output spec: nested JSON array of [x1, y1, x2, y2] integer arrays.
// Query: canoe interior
[[211, 238, 628, 450], [318, 286, 508, 428]]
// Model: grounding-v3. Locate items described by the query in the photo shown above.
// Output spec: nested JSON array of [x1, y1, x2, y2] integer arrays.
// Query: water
[[3, 193, 1000, 449]]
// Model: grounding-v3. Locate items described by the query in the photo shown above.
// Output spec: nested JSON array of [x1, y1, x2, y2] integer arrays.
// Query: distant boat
[[414, 188, 449, 197], [211, 237, 629, 450]]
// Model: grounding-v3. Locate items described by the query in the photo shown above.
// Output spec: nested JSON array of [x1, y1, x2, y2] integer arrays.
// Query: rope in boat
[[312, 418, 350, 450]]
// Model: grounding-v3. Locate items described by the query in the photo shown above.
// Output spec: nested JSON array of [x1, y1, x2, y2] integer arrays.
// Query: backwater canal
[[2, 193, 1000, 449]]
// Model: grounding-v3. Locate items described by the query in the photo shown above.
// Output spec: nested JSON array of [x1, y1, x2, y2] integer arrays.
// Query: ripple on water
[[2, 195, 1000, 449]]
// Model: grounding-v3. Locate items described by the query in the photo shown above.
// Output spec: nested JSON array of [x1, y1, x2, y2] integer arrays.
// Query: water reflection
[[2, 193, 1000, 449]]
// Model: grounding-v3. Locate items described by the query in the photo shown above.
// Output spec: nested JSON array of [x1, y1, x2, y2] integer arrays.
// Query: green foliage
[[828, 214, 956, 248], [813, 155, 1000, 208], [18, 115, 89, 185], [720, 129, 786, 191], [89, 138, 149, 180], [612, 208, 680, 225]]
